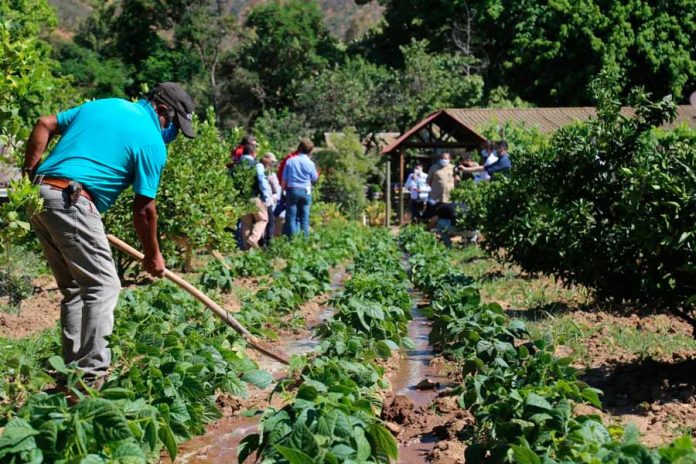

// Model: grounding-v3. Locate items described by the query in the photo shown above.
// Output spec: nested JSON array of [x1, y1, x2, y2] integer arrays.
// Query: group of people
[[227, 136, 319, 250], [404, 140, 512, 246], [405, 139, 511, 220]]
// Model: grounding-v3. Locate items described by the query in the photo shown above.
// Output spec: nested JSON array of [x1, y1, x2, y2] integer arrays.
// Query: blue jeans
[[283, 188, 312, 237], [436, 218, 453, 248]]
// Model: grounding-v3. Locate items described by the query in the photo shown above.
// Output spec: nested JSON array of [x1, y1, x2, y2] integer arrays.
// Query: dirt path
[[0, 275, 60, 338]]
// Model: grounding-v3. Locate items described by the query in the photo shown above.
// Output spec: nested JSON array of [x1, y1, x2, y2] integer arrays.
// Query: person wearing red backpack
[[226, 134, 257, 170]]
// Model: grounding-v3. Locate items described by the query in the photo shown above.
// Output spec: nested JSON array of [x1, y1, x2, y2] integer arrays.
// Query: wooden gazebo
[[381, 106, 696, 226]]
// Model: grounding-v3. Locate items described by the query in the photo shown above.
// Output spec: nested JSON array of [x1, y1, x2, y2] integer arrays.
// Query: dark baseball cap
[[150, 82, 196, 139]]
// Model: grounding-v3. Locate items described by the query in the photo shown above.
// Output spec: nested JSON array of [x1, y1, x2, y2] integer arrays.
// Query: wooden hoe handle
[[106, 234, 289, 365]]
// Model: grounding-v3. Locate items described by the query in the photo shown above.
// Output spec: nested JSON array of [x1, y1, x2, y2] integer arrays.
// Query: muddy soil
[[164, 267, 349, 463], [380, 289, 473, 464], [581, 349, 696, 446]]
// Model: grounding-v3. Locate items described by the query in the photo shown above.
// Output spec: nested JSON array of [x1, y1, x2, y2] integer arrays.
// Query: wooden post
[[385, 155, 391, 227], [398, 150, 405, 225]]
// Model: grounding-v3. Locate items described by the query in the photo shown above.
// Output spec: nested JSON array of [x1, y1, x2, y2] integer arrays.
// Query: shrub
[[457, 75, 696, 328], [314, 128, 378, 219]]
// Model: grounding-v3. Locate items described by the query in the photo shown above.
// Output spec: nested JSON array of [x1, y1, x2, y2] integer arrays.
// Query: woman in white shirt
[[405, 162, 431, 222], [262, 152, 281, 245]]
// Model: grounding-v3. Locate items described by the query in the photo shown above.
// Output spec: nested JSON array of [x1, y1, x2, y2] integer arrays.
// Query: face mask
[[414, 168, 422, 175], [161, 122, 179, 145], [440, 159, 450, 166]]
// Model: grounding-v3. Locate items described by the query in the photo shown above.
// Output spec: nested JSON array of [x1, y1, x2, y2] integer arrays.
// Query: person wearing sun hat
[[22, 82, 195, 388]]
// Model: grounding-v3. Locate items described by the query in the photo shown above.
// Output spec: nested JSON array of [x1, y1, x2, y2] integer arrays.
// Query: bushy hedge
[[456, 82, 696, 326]]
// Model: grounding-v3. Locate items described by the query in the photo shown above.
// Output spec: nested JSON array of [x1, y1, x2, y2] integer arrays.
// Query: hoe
[[107, 234, 290, 365]]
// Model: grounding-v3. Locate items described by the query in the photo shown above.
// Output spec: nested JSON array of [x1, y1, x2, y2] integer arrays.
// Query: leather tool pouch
[[66, 181, 83, 206]]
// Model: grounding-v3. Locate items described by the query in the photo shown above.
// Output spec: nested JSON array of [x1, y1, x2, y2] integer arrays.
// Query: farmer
[[22, 82, 195, 388]]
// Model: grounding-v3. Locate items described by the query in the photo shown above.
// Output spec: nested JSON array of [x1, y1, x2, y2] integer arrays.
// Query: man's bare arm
[[24, 115, 59, 173], [459, 165, 486, 173], [133, 195, 165, 277]]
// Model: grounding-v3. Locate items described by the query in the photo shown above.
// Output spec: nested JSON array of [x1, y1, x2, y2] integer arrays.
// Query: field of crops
[[2, 219, 696, 463]]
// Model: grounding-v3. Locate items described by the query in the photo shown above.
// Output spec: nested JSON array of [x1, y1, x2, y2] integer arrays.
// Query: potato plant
[[400, 225, 696, 463], [0, 219, 369, 463], [240, 230, 410, 463]]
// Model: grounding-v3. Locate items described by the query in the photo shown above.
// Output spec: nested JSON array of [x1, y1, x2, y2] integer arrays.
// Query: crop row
[[0, 220, 368, 463], [200, 221, 370, 337], [240, 229, 414, 463], [399, 226, 696, 464]]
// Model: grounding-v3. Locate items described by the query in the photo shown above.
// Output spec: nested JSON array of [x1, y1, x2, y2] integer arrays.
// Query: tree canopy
[[359, 0, 696, 105], [2, 0, 695, 144]]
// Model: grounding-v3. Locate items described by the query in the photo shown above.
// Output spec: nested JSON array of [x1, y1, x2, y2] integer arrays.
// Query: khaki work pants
[[240, 197, 269, 249], [30, 185, 121, 380]]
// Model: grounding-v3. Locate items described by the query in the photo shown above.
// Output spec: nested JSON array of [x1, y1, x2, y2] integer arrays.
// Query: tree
[[55, 41, 132, 99], [0, 0, 76, 147], [359, 0, 696, 105], [296, 41, 484, 138], [314, 128, 379, 219], [295, 57, 393, 138], [457, 73, 696, 329], [253, 108, 313, 155], [238, 0, 341, 110], [391, 40, 483, 131], [174, 1, 237, 119]]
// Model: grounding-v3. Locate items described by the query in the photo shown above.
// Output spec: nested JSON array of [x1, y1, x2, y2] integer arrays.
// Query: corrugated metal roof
[[445, 106, 696, 134], [382, 106, 696, 155]]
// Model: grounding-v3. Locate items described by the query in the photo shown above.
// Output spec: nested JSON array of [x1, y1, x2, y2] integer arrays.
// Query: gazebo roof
[[382, 106, 696, 155]]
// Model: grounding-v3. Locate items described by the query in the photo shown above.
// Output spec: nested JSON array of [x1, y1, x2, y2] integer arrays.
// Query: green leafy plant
[[399, 225, 696, 463], [454, 73, 696, 330], [0, 178, 43, 310]]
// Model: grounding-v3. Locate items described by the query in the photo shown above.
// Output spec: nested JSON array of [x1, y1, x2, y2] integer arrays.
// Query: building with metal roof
[[380, 105, 696, 225], [382, 106, 696, 155]]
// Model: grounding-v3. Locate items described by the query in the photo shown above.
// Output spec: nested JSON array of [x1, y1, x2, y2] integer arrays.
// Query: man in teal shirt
[[22, 82, 195, 388]]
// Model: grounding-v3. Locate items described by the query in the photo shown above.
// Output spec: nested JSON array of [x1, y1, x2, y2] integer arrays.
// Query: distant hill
[[47, 0, 383, 40]]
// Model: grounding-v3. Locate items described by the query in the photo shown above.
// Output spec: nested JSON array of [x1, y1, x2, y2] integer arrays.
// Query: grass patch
[[528, 316, 600, 363], [454, 245, 696, 365], [528, 313, 696, 365], [450, 246, 589, 311]]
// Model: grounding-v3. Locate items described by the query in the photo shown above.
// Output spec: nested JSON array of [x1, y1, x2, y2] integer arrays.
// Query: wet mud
[[162, 264, 468, 463], [162, 266, 348, 463], [386, 297, 466, 464]]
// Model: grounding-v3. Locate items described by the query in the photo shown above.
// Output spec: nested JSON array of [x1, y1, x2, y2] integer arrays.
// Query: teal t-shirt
[[36, 99, 167, 212]]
